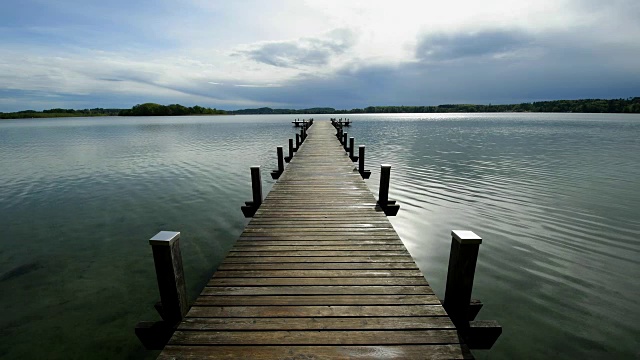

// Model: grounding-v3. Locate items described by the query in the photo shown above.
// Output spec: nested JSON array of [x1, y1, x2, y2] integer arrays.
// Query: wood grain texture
[[158, 121, 470, 359]]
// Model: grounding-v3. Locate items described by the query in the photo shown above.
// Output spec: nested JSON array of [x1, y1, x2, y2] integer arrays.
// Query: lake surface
[[0, 113, 639, 359]]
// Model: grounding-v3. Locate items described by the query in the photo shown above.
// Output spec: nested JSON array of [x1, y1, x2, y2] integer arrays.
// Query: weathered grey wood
[[443, 230, 481, 329], [251, 166, 262, 206], [201, 286, 433, 296], [178, 316, 453, 331], [285, 138, 294, 162], [158, 345, 472, 360], [349, 137, 358, 161], [149, 231, 189, 325], [157, 121, 472, 359], [187, 304, 448, 317], [270, 146, 284, 179], [168, 329, 460, 345]]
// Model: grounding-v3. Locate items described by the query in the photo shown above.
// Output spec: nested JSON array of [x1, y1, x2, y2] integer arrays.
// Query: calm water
[[0, 114, 639, 359]]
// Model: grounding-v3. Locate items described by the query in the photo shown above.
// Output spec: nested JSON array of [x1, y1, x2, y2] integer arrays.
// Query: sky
[[1, 0, 639, 111]]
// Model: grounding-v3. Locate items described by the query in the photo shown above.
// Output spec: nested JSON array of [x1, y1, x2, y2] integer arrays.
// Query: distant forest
[[0, 108, 121, 119], [1, 98, 639, 119], [230, 97, 640, 114], [118, 103, 226, 116]]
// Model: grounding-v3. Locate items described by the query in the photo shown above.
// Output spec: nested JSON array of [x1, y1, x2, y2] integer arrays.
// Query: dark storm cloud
[[238, 28, 356, 68], [416, 30, 532, 61]]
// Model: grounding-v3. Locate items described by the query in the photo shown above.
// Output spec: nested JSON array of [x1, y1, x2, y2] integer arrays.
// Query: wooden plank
[[187, 305, 448, 318], [159, 345, 472, 359], [194, 295, 441, 306], [207, 277, 430, 287], [211, 270, 424, 278], [200, 286, 434, 296], [221, 256, 417, 263], [178, 316, 454, 330], [217, 262, 418, 270], [168, 329, 460, 345]]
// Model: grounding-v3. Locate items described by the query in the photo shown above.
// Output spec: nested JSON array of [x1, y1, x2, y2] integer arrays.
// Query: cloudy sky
[[1, 0, 639, 111]]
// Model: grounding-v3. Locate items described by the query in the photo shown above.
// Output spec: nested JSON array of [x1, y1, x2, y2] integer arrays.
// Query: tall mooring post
[[271, 146, 285, 179], [241, 166, 262, 217], [135, 231, 188, 350], [358, 145, 371, 179], [377, 164, 400, 216], [349, 137, 358, 162], [443, 230, 502, 349], [285, 138, 294, 162], [149, 231, 188, 325]]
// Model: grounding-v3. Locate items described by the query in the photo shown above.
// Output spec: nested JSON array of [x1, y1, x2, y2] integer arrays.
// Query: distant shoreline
[[2, 98, 638, 119]]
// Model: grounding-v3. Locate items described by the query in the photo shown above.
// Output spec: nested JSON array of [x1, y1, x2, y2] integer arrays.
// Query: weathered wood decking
[[158, 121, 471, 359]]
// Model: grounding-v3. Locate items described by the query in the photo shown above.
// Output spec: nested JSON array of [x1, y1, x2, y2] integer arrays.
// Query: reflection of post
[[443, 230, 481, 329]]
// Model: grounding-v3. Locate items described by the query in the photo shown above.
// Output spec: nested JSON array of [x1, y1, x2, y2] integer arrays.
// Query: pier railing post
[[251, 166, 262, 206], [443, 230, 481, 328], [443, 230, 502, 349], [295, 133, 301, 150], [285, 138, 294, 162], [241, 166, 262, 217], [349, 137, 358, 161], [149, 231, 188, 325], [343, 133, 348, 151], [135, 231, 188, 349], [271, 146, 285, 179], [377, 164, 400, 215], [358, 145, 371, 179], [379, 164, 390, 204]]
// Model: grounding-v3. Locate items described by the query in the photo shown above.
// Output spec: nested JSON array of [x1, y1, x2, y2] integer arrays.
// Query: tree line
[[0, 108, 121, 119], [228, 97, 640, 114], [2, 97, 639, 119], [118, 103, 226, 116]]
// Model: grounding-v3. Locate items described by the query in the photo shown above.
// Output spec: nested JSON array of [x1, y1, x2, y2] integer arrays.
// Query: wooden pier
[[139, 120, 499, 359]]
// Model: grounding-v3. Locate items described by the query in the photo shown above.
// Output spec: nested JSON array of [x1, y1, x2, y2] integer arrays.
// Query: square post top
[[451, 230, 482, 245], [149, 231, 180, 246]]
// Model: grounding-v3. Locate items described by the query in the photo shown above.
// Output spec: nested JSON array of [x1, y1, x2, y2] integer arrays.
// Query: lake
[[0, 113, 638, 359]]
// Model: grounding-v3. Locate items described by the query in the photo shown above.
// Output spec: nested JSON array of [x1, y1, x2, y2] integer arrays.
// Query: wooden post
[[349, 137, 358, 161], [378, 164, 391, 204], [358, 145, 371, 178], [343, 133, 348, 151], [285, 138, 294, 162], [295, 133, 301, 150], [251, 166, 262, 206], [149, 231, 188, 326], [277, 146, 284, 173], [444, 230, 482, 329], [271, 146, 284, 179]]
